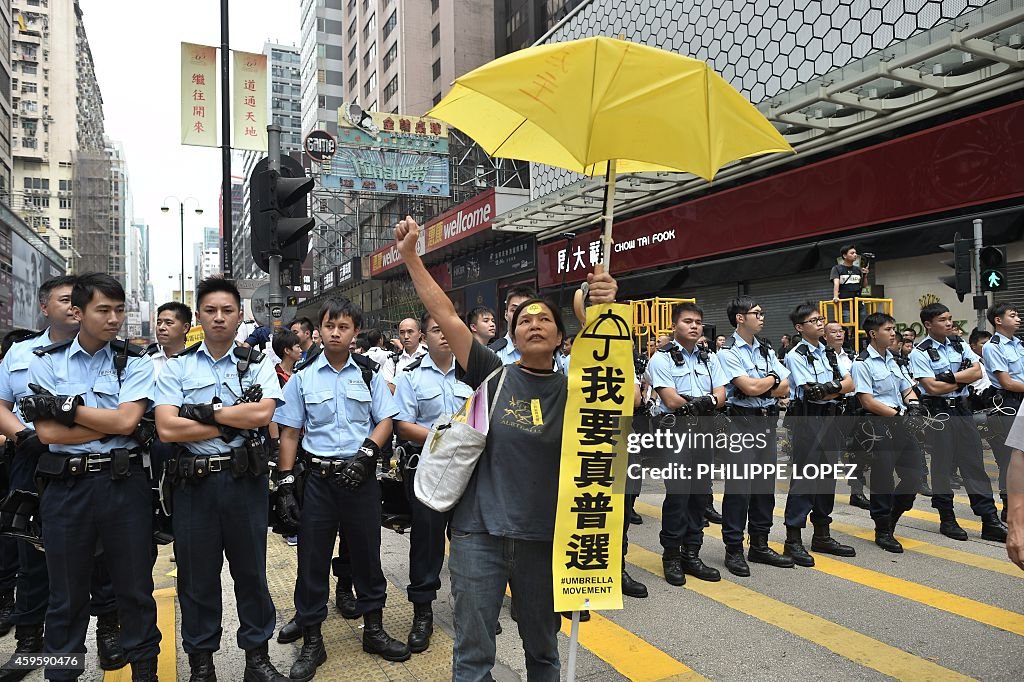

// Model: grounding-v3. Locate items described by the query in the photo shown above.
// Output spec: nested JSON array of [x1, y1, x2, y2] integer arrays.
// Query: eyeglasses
[[800, 316, 826, 325], [745, 311, 765, 319]]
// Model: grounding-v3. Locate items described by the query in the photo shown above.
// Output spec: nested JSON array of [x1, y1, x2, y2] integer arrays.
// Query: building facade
[[299, 0, 345, 138], [10, 0, 106, 272]]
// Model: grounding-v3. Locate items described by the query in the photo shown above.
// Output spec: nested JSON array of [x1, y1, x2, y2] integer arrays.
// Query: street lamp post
[[161, 197, 203, 300]]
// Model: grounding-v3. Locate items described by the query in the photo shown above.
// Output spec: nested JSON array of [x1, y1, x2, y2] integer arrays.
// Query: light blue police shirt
[[784, 339, 846, 403], [852, 345, 911, 410], [719, 332, 791, 408], [155, 342, 283, 455], [648, 340, 727, 397], [493, 333, 520, 365], [982, 332, 1024, 389], [26, 336, 154, 455], [393, 353, 473, 432], [273, 351, 397, 458], [908, 335, 979, 398], [0, 329, 52, 423]]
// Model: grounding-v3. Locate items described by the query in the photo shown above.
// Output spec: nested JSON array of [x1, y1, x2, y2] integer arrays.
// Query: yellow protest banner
[[181, 43, 218, 147], [552, 303, 634, 613], [185, 326, 205, 347], [233, 50, 267, 151]]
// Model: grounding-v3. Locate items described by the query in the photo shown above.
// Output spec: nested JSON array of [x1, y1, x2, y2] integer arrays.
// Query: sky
[[80, 0, 300, 304]]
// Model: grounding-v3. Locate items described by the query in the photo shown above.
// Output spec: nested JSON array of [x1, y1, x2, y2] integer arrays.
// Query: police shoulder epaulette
[[403, 357, 423, 372], [856, 349, 870, 361], [720, 336, 736, 350], [145, 342, 160, 356], [172, 342, 203, 358], [32, 338, 73, 357], [488, 337, 509, 352], [990, 335, 1001, 344], [110, 338, 146, 357], [657, 345, 674, 353], [232, 345, 266, 364], [756, 336, 773, 350], [17, 329, 45, 343], [915, 338, 934, 351], [794, 344, 812, 358], [294, 353, 318, 372], [352, 352, 380, 373]]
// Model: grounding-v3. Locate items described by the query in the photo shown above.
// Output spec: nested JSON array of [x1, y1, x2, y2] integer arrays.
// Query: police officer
[[154, 277, 287, 682], [0, 276, 130, 678], [648, 303, 727, 586], [909, 303, 1007, 542], [149, 301, 192, 372], [393, 310, 473, 651], [782, 304, 857, 566], [20, 273, 159, 681], [488, 286, 536, 365], [981, 302, 1023, 522], [851, 313, 924, 553], [382, 317, 427, 391], [718, 297, 794, 577], [274, 297, 409, 681]]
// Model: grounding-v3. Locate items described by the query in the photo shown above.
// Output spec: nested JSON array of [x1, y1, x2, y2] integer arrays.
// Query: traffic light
[[250, 155, 314, 275], [938, 233, 972, 302], [979, 245, 1008, 292]]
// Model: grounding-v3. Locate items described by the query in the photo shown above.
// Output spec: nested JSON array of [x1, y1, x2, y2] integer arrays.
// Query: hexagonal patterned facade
[[531, 0, 990, 197]]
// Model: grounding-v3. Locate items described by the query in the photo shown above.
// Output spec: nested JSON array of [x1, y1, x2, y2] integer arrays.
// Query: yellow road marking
[[635, 501, 1024, 636], [833, 494, 983, 532], [708, 493, 1021, 579], [104, 587, 176, 682], [626, 545, 972, 681]]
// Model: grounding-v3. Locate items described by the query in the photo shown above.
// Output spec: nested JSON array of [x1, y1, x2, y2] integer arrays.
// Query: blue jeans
[[449, 532, 560, 682]]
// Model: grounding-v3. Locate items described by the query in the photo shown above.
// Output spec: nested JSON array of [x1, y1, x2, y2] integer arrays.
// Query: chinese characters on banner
[[233, 50, 267, 151], [552, 303, 634, 612], [180, 43, 217, 147]]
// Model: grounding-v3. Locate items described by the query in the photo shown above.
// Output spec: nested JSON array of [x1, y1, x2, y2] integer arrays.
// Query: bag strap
[[485, 367, 509, 422]]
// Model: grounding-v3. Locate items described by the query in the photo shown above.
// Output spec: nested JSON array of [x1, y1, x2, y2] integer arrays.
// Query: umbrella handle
[[601, 159, 618, 270]]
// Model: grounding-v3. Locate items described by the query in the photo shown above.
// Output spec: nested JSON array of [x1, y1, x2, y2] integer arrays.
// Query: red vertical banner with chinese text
[[552, 303, 634, 612], [233, 51, 268, 151], [181, 43, 218, 147]]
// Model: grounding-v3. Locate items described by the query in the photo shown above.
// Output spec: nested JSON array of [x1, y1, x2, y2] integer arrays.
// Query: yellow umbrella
[[428, 36, 794, 263]]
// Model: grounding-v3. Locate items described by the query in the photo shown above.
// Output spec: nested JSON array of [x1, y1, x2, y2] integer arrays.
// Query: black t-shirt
[[453, 340, 566, 541], [830, 264, 863, 298]]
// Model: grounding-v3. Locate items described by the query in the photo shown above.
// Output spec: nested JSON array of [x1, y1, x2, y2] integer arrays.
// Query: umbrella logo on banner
[[580, 309, 631, 361]]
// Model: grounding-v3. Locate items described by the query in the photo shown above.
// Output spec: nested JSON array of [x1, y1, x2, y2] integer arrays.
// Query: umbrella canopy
[[428, 36, 793, 180]]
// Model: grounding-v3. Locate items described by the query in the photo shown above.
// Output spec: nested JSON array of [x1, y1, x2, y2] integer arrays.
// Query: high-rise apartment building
[[10, 0, 107, 271], [339, 0, 494, 116], [0, 0, 14, 204], [235, 42, 303, 280], [299, 0, 344, 137], [106, 135, 128, 286]]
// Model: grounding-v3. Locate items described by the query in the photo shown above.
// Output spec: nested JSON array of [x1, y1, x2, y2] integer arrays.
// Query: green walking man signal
[[979, 245, 1008, 292]]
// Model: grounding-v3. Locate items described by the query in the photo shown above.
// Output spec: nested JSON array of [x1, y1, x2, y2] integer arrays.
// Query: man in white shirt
[[148, 301, 192, 376], [382, 318, 427, 392]]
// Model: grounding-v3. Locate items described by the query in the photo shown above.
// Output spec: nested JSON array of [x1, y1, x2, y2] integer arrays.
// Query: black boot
[[810, 522, 856, 557], [629, 510, 643, 525], [277, 618, 301, 644], [662, 547, 685, 586], [704, 504, 723, 524], [980, 511, 1008, 542], [130, 657, 158, 682], [1001, 493, 1009, 523], [362, 609, 411, 662], [724, 544, 750, 577], [0, 625, 44, 682], [783, 526, 814, 567], [188, 652, 217, 682], [289, 625, 327, 682], [560, 610, 591, 622], [938, 508, 968, 541], [335, 580, 359, 619], [244, 641, 288, 682], [950, 473, 963, 490], [748, 532, 795, 568], [873, 517, 903, 553], [408, 602, 434, 654], [890, 509, 906, 533], [622, 570, 648, 598], [681, 544, 721, 582], [96, 611, 127, 670], [849, 493, 871, 510], [0, 591, 13, 637]]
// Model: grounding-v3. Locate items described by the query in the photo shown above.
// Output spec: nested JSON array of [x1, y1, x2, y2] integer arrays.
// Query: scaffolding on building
[[72, 150, 111, 274]]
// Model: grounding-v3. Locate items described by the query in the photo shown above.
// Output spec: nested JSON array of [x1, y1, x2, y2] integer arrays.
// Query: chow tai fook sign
[[369, 189, 499, 277]]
